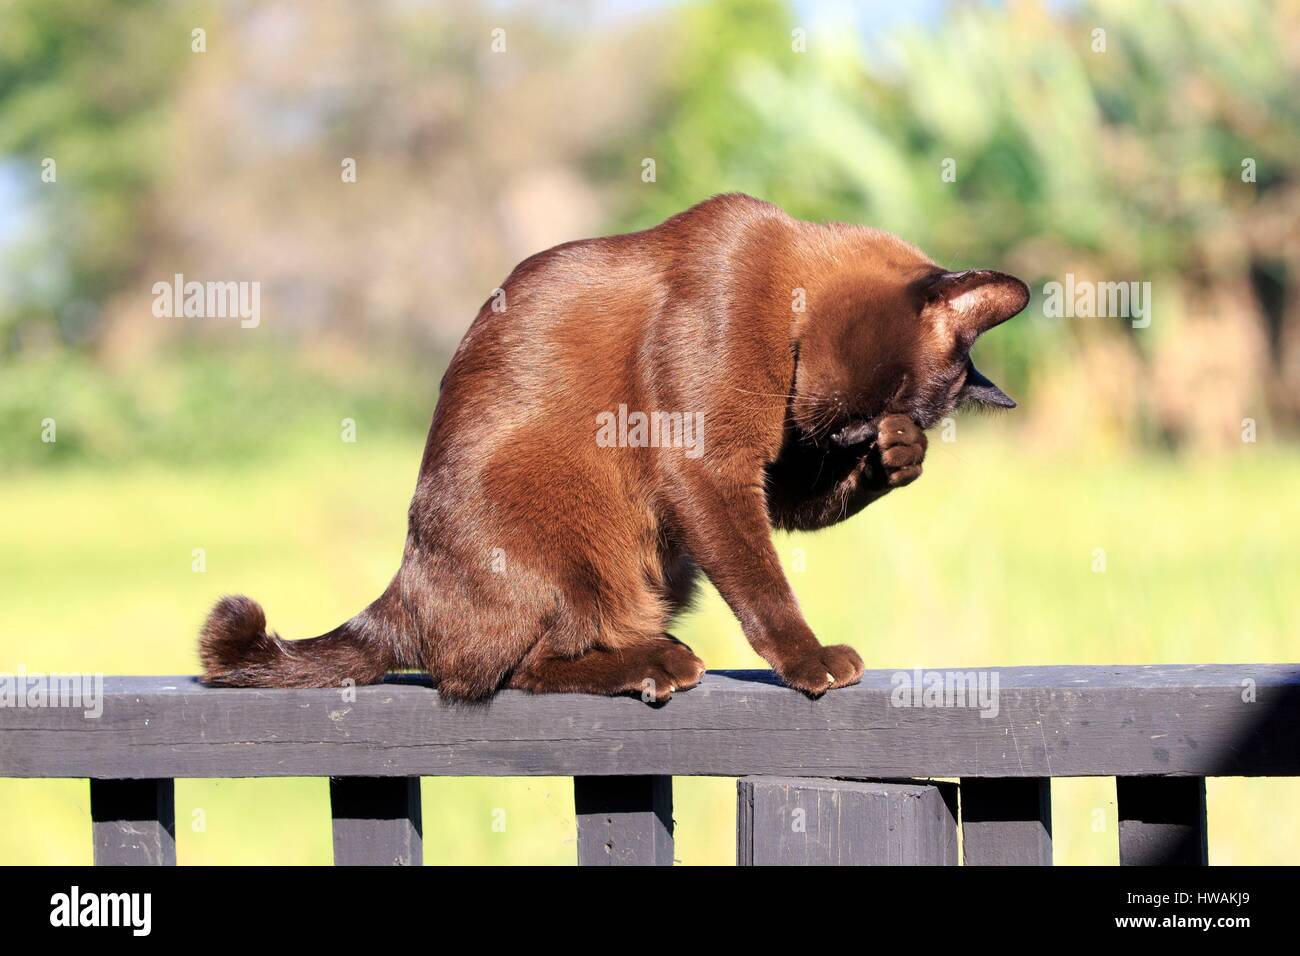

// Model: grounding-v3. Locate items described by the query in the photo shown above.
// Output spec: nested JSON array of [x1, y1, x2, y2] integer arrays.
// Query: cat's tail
[[199, 589, 405, 688]]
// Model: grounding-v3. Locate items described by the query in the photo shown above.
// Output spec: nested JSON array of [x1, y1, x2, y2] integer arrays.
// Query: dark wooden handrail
[[2, 664, 1297, 865]]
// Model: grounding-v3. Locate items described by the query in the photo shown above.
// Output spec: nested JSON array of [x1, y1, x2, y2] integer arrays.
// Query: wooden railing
[[2, 665, 1297, 865]]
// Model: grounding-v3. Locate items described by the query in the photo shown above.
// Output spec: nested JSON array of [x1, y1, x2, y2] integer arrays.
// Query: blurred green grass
[[2, 427, 1298, 864]]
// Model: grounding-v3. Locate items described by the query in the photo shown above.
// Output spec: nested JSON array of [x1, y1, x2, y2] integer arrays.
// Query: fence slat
[[90, 778, 176, 866], [737, 777, 958, 865], [574, 775, 673, 865], [1117, 776, 1208, 865], [961, 777, 1053, 865], [329, 776, 423, 865]]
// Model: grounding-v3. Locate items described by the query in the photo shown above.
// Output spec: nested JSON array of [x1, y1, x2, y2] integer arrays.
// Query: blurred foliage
[[0, 0, 202, 346], [617, 0, 1298, 270], [0, 347, 434, 469], [608, 0, 1300, 440], [0, 0, 1297, 457]]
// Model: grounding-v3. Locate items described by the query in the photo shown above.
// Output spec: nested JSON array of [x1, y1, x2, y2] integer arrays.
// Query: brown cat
[[200, 194, 1028, 700]]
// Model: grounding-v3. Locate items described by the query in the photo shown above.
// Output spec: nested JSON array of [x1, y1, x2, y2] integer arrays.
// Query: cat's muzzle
[[828, 419, 878, 449]]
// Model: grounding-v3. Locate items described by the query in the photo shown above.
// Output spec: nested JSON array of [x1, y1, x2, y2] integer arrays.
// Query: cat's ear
[[961, 363, 1016, 409], [919, 270, 1030, 347]]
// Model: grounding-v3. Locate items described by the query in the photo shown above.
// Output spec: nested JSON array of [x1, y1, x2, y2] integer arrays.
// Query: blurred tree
[[2, 0, 1298, 454], [0, 0, 201, 351], [602, 0, 1300, 445]]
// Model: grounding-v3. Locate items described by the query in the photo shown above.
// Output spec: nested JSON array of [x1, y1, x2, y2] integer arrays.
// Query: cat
[[200, 193, 1028, 700]]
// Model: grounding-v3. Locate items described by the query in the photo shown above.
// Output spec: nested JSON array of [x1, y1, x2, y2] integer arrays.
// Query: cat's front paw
[[774, 644, 865, 697], [876, 414, 927, 487]]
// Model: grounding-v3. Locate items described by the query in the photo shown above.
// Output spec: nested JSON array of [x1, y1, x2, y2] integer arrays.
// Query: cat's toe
[[653, 643, 707, 690], [630, 668, 679, 703], [882, 443, 924, 467], [775, 644, 865, 696], [876, 414, 924, 449], [821, 644, 865, 687], [887, 462, 923, 486]]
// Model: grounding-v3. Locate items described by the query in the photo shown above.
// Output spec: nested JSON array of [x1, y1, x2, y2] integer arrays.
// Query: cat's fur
[[201, 194, 1028, 700]]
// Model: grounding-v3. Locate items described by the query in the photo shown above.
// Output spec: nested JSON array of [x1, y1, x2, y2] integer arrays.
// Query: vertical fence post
[[960, 777, 1053, 865], [90, 778, 176, 866], [574, 775, 674, 866], [1117, 776, 1208, 865], [737, 777, 958, 865], [329, 776, 423, 866]]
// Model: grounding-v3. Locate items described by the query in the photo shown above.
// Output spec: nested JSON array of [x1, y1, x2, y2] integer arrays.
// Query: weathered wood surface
[[574, 775, 674, 865], [737, 777, 958, 865], [960, 777, 1053, 865], [1118, 775, 1209, 865], [90, 778, 176, 866], [3, 665, 1297, 779], [329, 776, 423, 866]]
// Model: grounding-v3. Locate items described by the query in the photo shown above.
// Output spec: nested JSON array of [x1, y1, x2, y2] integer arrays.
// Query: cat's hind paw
[[630, 640, 708, 703]]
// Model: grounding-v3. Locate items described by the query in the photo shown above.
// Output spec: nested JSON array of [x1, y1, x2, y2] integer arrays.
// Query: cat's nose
[[829, 420, 877, 448]]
